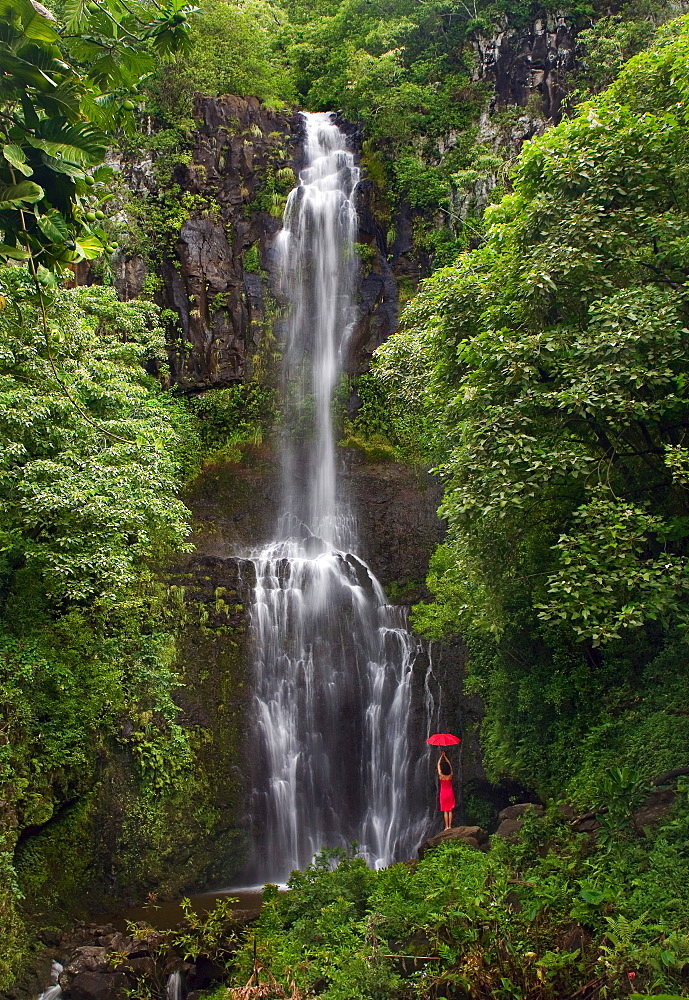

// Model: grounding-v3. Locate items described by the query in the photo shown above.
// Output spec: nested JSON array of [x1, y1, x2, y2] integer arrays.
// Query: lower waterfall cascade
[[242, 112, 437, 884]]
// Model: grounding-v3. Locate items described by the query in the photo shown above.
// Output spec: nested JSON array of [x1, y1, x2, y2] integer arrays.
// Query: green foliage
[[146, 0, 295, 121], [229, 814, 689, 999], [568, 0, 683, 102], [0, 0, 197, 272], [339, 374, 400, 462], [245, 163, 298, 219], [243, 244, 263, 274], [537, 492, 689, 645], [0, 276, 198, 984], [342, 371, 436, 466], [185, 382, 278, 467], [125, 185, 218, 271], [0, 275, 191, 602], [375, 17, 689, 797], [127, 896, 240, 967]]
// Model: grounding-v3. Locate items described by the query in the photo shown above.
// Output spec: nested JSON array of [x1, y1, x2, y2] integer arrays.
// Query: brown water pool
[[97, 887, 264, 931]]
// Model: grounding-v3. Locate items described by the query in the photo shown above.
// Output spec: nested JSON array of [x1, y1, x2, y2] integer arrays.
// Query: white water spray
[[245, 113, 432, 883], [37, 961, 62, 1000], [166, 971, 183, 1000]]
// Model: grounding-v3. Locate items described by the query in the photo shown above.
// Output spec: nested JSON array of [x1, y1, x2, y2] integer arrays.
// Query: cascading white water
[[166, 970, 183, 1000], [37, 961, 63, 1000], [245, 112, 432, 884]]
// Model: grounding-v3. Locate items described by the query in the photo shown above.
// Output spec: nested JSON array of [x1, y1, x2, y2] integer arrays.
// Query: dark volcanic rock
[[417, 825, 489, 858], [498, 803, 544, 822], [472, 14, 575, 120], [634, 786, 676, 828], [495, 818, 525, 842], [59, 947, 110, 986], [344, 451, 444, 590], [496, 803, 544, 842], [69, 972, 126, 1000]]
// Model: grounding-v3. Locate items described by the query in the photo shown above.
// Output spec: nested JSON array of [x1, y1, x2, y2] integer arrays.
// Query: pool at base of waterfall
[[96, 885, 266, 931]]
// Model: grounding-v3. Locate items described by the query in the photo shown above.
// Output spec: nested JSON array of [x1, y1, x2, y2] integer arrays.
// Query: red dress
[[439, 776, 455, 811]]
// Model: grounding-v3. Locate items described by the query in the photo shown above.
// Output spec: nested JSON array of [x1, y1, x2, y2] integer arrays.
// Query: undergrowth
[[224, 796, 689, 1000]]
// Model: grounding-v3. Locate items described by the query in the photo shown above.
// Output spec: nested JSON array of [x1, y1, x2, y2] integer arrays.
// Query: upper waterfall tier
[[274, 112, 360, 548]]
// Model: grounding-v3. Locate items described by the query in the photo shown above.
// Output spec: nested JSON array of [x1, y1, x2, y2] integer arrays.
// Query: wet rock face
[[160, 97, 302, 389], [344, 451, 444, 591], [185, 446, 443, 592], [472, 15, 576, 121], [166, 97, 300, 390], [114, 96, 399, 390]]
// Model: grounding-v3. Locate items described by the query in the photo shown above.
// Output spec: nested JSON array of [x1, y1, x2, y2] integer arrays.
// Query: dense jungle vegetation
[[1, 0, 689, 995]]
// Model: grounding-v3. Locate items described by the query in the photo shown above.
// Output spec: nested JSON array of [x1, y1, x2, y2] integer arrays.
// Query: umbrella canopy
[[426, 733, 461, 746]]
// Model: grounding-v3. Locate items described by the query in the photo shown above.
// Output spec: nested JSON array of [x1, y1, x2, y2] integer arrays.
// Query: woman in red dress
[[437, 750, 455, 830]]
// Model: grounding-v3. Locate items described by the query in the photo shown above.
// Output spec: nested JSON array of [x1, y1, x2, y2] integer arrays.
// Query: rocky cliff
[[472, 13, 575, 121], [106, 14, 582, 393], [111, 95, 400, 390]]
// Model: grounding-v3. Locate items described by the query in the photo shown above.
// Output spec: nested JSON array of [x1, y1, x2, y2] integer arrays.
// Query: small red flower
[[627, 972, 636, 980]]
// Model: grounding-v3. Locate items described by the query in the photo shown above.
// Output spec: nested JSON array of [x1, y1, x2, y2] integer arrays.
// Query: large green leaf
[[62, 0, 87, 30], [35, 207, 70, 242], [20, 91, 40, 128], [27, 120, 108, 165], [2, 144, 33, 177], [0, 48, 57, 89], [0, 0, 38, 23], [73, 234, 105, 260], [0, 242, 30, 260], [40, 153, 85, 178], [23, 10, 60, 43], [0, 180, 44, 207], [36, 86, 83, 120]]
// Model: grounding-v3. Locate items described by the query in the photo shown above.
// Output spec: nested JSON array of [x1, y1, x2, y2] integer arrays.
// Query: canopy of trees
[[375, 16, 689, 796], [2, 0, 689, 995]]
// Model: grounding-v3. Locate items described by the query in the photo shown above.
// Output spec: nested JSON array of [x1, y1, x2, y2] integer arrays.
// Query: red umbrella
[[426, 733, 461, 746]]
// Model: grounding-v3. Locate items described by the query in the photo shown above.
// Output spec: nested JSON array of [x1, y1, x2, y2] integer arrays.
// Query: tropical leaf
[[73, 234, 105, 260], [27, 120, 108, 164], [0, 48, 57, 89], [62, 0, 87, 30], [0, 180, 44, 207], [0, 241, 30, 260], [2, 144, 33, 177], [36, 85, 83, 120], [23, 9, 60, 43], [35, 207, 70, 242], [16, 42, 69, 74], [0, 0, 36, 23], [20, 91, 40, 128], [40, 153, 85, 178]]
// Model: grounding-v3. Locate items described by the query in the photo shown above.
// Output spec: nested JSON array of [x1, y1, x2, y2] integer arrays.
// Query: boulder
[[573, 817, 599, 834], [417, 825, 489, 858], [68, 971, 125, 1000], [495, 818, 524, 842], [498, 803, 544, 822], [555, 802, 576, 821], [59, 948, 110, 989], [634, 787, 676, 829], [117, 956, 156, 979]]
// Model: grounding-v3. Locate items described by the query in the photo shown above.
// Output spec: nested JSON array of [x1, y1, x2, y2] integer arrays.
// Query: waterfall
[[245, 112, 432, 884], [37, 961, 62, 1000], [166, 971, 183, 1000]]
